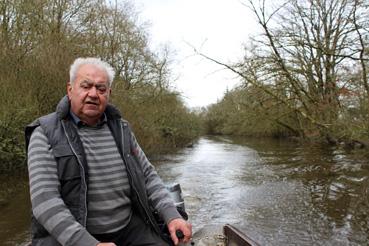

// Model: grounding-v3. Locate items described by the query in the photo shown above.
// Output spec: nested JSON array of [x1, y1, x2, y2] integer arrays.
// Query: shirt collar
[[69, 110, 107, 127]]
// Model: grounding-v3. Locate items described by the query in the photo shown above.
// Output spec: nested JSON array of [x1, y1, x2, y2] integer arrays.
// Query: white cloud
[[135, 0, 258, 107]]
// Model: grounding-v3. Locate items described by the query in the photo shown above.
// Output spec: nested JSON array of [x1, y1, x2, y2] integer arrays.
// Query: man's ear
[[67, 82, 72, 98]]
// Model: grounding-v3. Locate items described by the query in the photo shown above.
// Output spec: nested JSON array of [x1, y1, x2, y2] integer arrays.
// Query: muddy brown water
[[2, 136, 369, 245]]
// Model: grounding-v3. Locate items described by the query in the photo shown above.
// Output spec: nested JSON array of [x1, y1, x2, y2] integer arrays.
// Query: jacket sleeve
[[130, 132, 182, 224], [28, 126, 99, 246]]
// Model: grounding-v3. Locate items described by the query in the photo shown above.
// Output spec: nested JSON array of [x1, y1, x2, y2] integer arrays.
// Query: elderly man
[[26, 57, 192, 246]]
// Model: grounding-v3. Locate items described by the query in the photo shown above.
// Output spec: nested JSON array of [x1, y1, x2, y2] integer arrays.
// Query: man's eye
[[97, 86, 107, 93]]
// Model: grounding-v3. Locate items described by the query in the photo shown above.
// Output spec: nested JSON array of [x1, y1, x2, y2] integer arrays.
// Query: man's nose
[[88, 86, 98, 97]]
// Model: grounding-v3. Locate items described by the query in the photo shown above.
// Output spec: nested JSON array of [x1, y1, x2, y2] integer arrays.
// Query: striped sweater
[[77, 123, 131, 234], [27, 123, 157, 245]]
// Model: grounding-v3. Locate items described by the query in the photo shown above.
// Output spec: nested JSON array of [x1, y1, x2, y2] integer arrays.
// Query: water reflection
[[0, 176, 30, 246]]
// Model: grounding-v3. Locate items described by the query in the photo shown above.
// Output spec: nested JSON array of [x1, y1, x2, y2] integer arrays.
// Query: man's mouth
[[85, 101, 99, 106]]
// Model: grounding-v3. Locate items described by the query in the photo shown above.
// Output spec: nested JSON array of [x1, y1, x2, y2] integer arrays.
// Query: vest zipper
[[120, 121, 159, 233], [61, 121, 88, 227]]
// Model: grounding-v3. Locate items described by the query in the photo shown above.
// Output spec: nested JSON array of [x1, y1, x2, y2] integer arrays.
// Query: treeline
[[204, 0, 369, 147], [0, 0, 202, 173]]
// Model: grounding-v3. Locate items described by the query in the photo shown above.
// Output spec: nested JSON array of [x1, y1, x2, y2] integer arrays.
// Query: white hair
[[69, 57, 115, 86]]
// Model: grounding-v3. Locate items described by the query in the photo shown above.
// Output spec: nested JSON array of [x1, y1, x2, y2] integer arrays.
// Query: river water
[[2, 136, 369, 245]]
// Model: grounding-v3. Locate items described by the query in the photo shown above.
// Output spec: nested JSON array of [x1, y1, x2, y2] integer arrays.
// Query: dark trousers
[[92, 212, 169, 246]]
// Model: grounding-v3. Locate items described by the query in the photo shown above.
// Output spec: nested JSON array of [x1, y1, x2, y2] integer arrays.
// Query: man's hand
[[168, 218, 192, 245], [97, 243, 116, 246]]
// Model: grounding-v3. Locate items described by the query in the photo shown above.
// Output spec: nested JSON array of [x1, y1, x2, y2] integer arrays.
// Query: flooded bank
[[2, 136, 369, 245]]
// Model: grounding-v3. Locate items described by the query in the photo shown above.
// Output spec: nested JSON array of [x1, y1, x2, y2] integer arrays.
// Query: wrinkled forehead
[[76, 64, 109, 83]]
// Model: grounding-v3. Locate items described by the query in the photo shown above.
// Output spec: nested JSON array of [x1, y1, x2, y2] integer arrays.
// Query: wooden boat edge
[[223, 224, 260, 246]]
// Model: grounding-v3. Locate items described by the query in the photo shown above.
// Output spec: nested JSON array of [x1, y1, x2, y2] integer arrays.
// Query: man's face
[[67, 64, 111, 125]]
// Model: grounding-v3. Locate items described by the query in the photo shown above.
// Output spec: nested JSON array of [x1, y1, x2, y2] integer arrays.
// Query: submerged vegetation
[[203, 0, 369, 147], [0, 0, 202, 173]]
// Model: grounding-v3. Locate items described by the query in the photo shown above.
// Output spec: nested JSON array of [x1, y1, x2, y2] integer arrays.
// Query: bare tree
[[239, 0, 369, 141]]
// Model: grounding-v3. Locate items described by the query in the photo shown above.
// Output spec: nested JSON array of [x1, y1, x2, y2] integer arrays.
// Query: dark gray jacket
[[25, 96, 180, 245]]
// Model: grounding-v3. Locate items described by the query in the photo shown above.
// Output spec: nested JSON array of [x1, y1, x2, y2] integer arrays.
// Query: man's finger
[[170, 229, 179, 245]]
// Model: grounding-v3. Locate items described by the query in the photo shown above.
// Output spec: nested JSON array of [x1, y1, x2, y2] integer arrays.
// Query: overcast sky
[[134, 0, 259, 108]]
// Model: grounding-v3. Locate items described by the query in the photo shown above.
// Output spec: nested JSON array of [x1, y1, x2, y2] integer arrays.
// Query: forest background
[[0, 0, 204, 173], [204, 0, 369, 149], [1, 0, 369, 175]]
